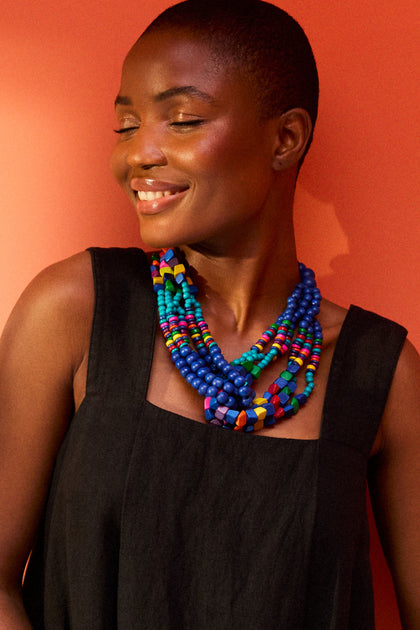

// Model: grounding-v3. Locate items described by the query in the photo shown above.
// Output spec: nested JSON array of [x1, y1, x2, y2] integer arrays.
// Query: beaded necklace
[[150, 248, 323, 433]]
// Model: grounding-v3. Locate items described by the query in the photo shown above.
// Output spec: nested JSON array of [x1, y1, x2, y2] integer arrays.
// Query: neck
[[180, 227, 299, 336]]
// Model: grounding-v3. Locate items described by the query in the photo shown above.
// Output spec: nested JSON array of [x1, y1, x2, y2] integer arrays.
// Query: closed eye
[[170, 120, 204, 128], [113, 126, 138, 135]]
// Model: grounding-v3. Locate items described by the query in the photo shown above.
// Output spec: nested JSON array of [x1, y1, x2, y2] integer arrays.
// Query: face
[[111, 29, 280, 250]]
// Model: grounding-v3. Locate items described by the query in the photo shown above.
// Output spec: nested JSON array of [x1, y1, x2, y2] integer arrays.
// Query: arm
[[0, 252, 93, 628], [369, 339, 420, 629]]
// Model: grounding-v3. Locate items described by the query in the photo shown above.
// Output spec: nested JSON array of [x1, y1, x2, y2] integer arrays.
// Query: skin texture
[[0, 28, 419, 629]]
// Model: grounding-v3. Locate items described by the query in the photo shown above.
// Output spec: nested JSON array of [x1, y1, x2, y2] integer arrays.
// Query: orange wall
[[1, 1, 419, 627]]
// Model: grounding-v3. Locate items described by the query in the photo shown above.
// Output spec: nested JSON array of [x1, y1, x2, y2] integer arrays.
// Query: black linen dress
[[23, 247, 407, 629]]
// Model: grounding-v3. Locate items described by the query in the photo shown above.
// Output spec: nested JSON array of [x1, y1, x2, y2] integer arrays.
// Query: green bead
[[280, 370, 293, 381], [290, 397, 299, 413]]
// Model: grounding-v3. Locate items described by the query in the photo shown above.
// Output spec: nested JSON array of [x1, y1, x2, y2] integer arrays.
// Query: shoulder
[[1, 250, 94, 377], [378, 338, 420, 454]]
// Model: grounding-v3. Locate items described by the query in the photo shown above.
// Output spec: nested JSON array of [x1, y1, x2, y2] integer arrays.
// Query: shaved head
[[141, 0, 319, 140]]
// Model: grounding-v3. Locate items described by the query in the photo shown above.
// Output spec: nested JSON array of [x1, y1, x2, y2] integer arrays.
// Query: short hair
[[142, 0, 319, 143]]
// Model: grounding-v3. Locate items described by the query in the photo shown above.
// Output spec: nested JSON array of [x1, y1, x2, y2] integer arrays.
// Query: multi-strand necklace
[[150, 248, 323, 433]]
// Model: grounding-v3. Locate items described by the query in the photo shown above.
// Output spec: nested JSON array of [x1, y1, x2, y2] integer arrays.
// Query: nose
[[125, 125, 167, 170]]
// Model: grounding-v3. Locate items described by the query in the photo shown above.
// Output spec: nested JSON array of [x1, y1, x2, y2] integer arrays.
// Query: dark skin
[[0, 29, 419, 629]]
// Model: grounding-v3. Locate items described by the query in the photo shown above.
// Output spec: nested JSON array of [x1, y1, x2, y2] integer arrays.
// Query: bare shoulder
[[2, 251, 94, 364], [379, 338, 420, 453], [8, 250, 94, 322]]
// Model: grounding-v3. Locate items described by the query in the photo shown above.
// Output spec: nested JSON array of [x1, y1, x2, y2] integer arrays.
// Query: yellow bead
[[159, 265, 173, 276], [254, 397, 267, 405], [254, 406, 267, 420], [174, 264, 185, 276]]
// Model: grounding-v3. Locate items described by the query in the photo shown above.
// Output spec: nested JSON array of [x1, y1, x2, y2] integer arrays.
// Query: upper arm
[[0, 252, 93, 589], [369, 339, 420, 629]]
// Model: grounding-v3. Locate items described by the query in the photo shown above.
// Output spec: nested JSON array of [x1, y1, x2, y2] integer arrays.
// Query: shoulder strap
[[85, 247, 156, 399], [321, 304, 407, 456]]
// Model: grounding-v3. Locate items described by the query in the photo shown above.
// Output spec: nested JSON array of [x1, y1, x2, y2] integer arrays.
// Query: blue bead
[[288, 362, 299, 374], [192, 377, 202, 390], [242, 396, 254, 407], [198, 384, 208, 396], [225, 409, 239, 425], [265, 403, 275, 415], [234, 376, 245, 387], [186, 353, 196, 365], [207, 386, 218, 397], [204, 409, 214, 421], [239, 385, 253, 397], [213, 377, 224, 389], [180, 366, 190, 378], [222, 364, 232, 375], [226, 396, 236, 408], [186, 373, 195, 384], [274, 377, 288, 389], [205, 373, 215, 384], [175, 359, 186, 369], [179, 346, 191, 357], [279, 392, 289, 405], [217, 391, 229, 404], [209, 397, 219, 410], [171, 351, 180, 363], [223, 381, 235, 394], [197, 367, 210, 378], [245, 409, 258, 423]]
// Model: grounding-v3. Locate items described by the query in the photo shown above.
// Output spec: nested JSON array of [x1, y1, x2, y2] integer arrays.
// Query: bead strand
[[150, 248, 323, 432]]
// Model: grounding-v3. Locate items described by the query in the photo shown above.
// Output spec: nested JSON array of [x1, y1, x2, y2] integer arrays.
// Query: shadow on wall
[[292, 8, 419, 344]]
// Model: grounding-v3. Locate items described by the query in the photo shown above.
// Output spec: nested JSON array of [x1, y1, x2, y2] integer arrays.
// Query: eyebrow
[[114, 85, 215, 109], [154, 86, 215, 103]]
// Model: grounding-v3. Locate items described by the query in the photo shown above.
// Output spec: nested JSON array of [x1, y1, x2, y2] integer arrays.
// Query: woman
[[0, 1, 419, 628]]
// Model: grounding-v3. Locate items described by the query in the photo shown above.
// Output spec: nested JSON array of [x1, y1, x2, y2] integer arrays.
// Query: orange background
[[1, 1, 419, 627]]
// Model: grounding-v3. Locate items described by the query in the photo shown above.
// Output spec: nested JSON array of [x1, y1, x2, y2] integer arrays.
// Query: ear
[[271, 108, 312, 171]]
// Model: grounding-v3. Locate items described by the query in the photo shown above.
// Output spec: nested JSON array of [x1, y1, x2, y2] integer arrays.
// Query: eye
[[113, 126, 139, 136], [170, 119, 205, 131]]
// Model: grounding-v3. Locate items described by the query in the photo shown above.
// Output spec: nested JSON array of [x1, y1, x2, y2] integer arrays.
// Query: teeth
[[137, 190, 175, 201]]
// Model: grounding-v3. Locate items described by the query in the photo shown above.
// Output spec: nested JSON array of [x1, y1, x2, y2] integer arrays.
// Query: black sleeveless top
[[23, 248, 407, 629]]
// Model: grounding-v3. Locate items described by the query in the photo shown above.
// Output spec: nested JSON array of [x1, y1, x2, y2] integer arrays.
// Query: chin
[[139, 227, 185, 251]]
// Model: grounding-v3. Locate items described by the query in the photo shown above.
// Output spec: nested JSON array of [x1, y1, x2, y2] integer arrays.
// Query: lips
[[130, 178, 189, 214], [131, 178, 189, 196]]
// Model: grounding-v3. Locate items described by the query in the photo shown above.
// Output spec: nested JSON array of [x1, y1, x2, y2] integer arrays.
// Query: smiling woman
[[111, 29, 300, 251], [0, 1, 419, 629]]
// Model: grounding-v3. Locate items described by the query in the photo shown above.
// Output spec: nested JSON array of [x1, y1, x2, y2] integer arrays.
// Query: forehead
[[120, 29, 246, 101]]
